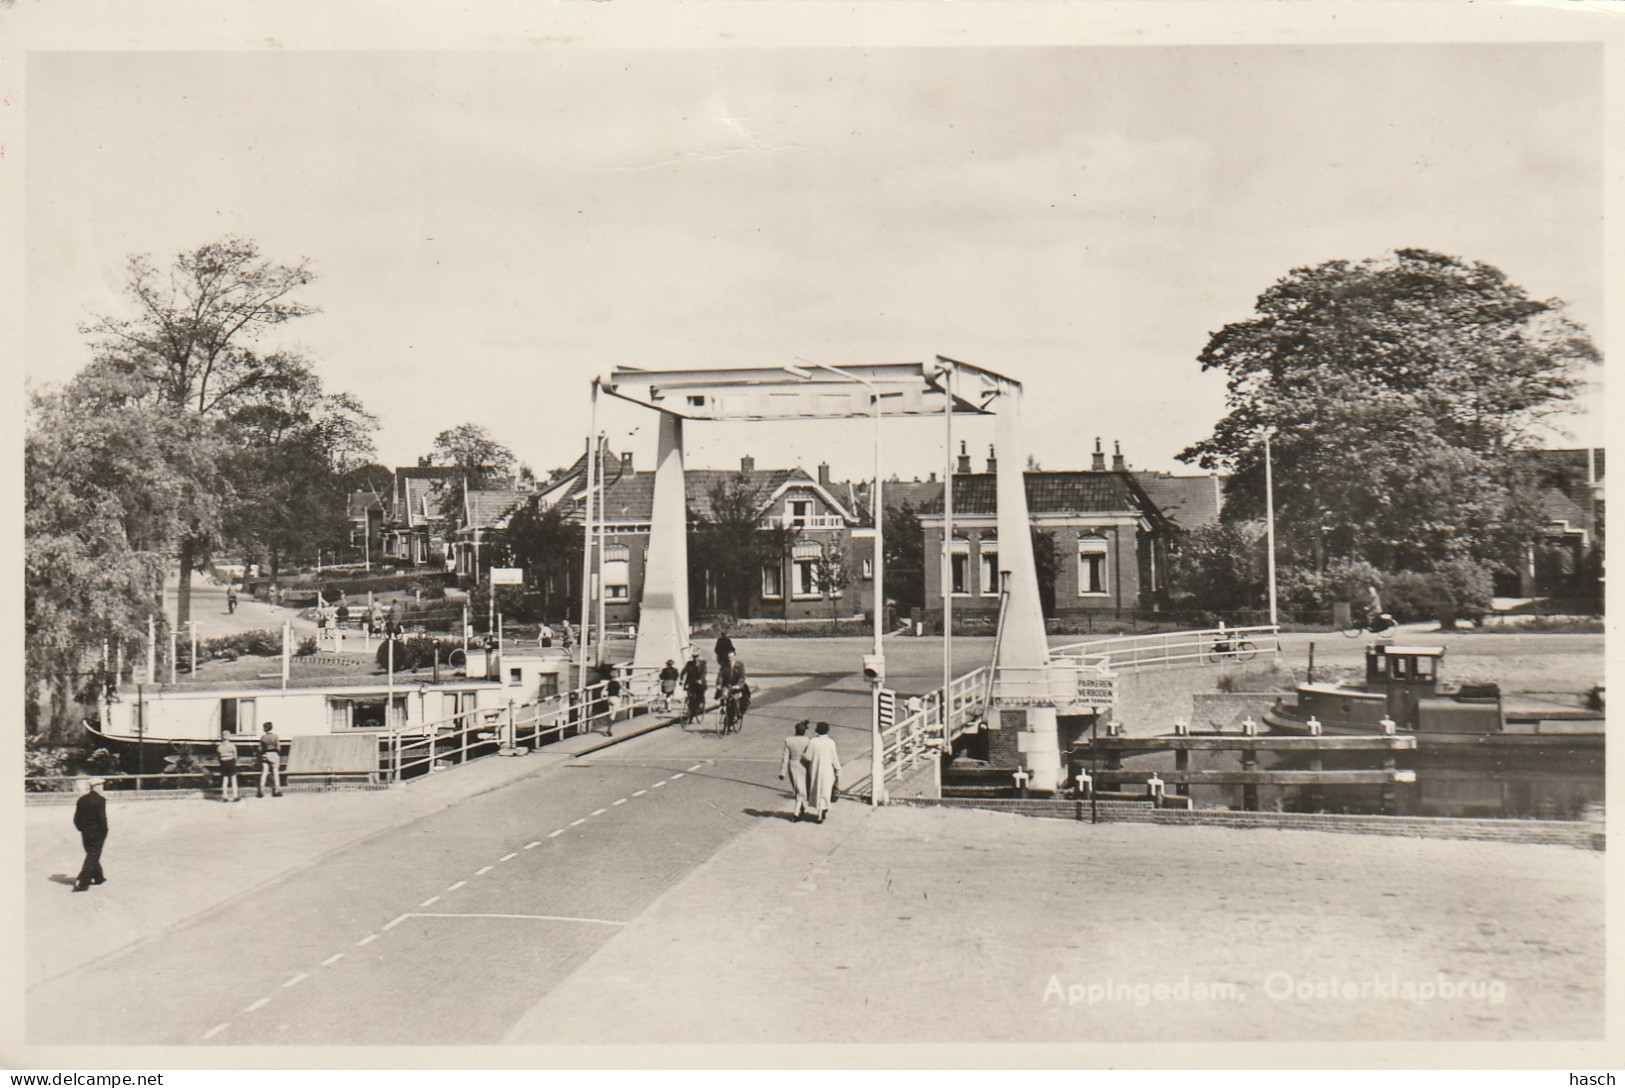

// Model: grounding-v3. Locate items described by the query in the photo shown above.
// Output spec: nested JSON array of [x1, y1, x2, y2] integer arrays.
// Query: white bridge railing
[[1051, 625, 1281, 672]]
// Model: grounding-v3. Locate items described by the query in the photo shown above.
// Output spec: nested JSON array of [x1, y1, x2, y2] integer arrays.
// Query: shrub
[[295, 636, 318, 658], [24, 743, 75, 790], [200, 629, 284, 658], [1425, 558, 1493, 628]]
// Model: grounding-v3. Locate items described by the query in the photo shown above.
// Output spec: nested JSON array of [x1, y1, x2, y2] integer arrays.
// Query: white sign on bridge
[[490, 568, 524, 586]]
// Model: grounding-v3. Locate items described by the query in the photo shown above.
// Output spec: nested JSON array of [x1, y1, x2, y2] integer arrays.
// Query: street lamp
[[786, 358, 893, 806], [1263, 428, 1279, 629]]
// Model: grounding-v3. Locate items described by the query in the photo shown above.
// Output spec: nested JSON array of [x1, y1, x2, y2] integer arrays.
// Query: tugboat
[[1264, 643, 1604, 748]]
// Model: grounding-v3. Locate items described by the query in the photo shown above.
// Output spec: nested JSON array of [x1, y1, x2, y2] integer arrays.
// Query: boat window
[[1391, 657, 1411, 680], [331, 695, 408, 730], [1369, 656, 1388, 679], [1415, 657, 1435, 681], [508, 667, 524, 686], [220, 697, 256, 734]]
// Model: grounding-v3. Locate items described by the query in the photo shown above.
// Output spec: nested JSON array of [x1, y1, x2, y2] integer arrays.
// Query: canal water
[[1115, 740, 1605, 820]]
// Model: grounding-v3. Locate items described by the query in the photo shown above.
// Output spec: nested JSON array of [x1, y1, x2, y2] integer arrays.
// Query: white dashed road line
[[525, 841, 542, 849], [671, 773, 685, 779], [591, 808, 606, 816], [570, 818, 586, 826], [688, 763, 704, 771], [651, 781, 666, 789], [500, 852, 517, 862], [320, 952, 345, 967], [244, 997, 270, 1013], [420, 896, 440, 908], [203, 1023, 230, 1040], [357, 933, 379, 946], [475, 865, 493, 876], [282, 973, 308, 989], [632, 790, 646, 797], [382, 914, 410, 931], [612, 798, 627, 805], [447, 880, 467, 892], [407, 912, 627, 927], [548, 829, 564, 838]]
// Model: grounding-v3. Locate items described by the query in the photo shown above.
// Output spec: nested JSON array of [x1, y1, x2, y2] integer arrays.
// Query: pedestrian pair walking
[[780, 720, 841, 822]]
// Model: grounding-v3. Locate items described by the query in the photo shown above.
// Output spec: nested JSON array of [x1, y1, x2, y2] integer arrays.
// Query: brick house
[[917, 442, 1172, 624], [450, 488, 532, 578], [380, 465, 459, 567]]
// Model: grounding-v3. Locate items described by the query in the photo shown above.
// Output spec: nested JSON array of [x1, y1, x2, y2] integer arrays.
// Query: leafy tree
[[883, 501, 925, 613], [811, 543, 853, 620], [431, 422, 516, 520], [689, 473, 766, 618], [1181, 249, 1596, 577], [504, 498, 582, 621], [78, 237, 324, 626], [1030, 528, 1060, 618], [225, 360, 377, 579], [1167, 522, 1267, 615]]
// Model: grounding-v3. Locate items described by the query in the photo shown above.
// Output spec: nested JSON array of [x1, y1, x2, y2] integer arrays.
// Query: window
[[861, 557, 873, 580], [789, 499, 813, 526], [1078, 538, 1108, 596], [508, 667, 524, 687], [331, 695, 407, 730], [792, 541, 822, 598], [1416, 657, 1435, 682], [603, 543, 630, 601], [761, 563, 783, 599], [220, 697, 256, 735], [950, 541, 971, 596], [979, 541, 1000, 597]]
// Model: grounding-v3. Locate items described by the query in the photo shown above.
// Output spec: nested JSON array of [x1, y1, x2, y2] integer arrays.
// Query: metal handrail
[[1050, 625, 1281, 671]]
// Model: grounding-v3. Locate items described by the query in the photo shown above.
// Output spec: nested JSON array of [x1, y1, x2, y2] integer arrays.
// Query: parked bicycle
[[1206, 634, 1258, 663]]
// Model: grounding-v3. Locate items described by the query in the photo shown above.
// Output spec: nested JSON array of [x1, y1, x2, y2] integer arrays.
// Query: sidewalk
[[506, 804, 1605, 1044], [24, 709, 678, 991]]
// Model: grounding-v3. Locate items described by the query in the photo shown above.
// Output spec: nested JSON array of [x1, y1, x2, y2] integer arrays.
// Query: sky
[[22, 41, 1604, 484]]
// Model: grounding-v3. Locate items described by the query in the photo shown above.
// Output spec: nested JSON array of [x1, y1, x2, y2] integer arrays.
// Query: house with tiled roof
[[916, 439, 1173, 623], [451, 487, 533, 578], [556, 453, 874, 623], [380, 466, 460, 567]]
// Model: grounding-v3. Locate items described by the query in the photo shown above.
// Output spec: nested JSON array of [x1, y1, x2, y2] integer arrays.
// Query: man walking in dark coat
[[73, 777, 108, 892]]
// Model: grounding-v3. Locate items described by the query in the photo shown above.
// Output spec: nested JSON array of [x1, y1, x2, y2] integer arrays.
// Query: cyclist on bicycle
[[679, 649, 707, 725], [716, 652, 750, 728], [1364, 585, 1396, 635]]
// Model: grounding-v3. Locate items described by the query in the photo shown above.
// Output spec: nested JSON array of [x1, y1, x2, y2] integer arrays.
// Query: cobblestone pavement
[[26, 671, 871, 1046]]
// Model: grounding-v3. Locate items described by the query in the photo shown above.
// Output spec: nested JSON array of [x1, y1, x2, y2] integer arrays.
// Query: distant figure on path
[[658, 659, 679, 712], [538, 621, 553, 648], [72, 778, 108, 892], [714, 629, 736, 669], [802, 722, 842, 823], [216, 731, 241, 802], [561, 620, 575, 660], [779, 720, 812, 820], [226, 586, 238, 614], [257, 722, 283, 798]]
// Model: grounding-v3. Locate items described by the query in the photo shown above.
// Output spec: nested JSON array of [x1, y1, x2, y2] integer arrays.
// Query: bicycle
[[1206, 636, 1257, 663], [1342, 612, 1398, 639], [682, 686, 706, 728], [717, 686, 745, 736]]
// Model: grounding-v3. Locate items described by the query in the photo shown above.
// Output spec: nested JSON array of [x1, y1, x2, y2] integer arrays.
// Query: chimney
[[928, 471, 937, 483], [621, 451, 634, 474], [1091, 437, 1106, 472], [1112, 441, 1126, 472], [986, 444, 997, 474], [741, 454, 755, 474], [956, 440, 972, 474], [818, 462, 831, 487]]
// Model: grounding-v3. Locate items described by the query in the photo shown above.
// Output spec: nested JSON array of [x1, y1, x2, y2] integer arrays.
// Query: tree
[[504, 498, 583, 621], [883, 501, 926, 614], [1030, 528, 1060, 618], [811, 543, 853, 620], [225, 360, 377, 578], [1168, 522, 1268, 615], [1180, 249, 1597, 576], [431, 422, 516, 520], [689, 473, 767, 618], [79, 237, 323, 626]]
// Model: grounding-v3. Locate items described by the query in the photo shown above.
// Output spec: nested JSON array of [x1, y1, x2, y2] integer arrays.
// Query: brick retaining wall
[[891, 796, 1603, 850]]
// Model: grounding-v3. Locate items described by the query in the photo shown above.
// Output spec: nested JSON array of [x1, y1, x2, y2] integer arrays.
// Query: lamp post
[[1263, 428, 1278, 628], [788, 359, 890, 806]]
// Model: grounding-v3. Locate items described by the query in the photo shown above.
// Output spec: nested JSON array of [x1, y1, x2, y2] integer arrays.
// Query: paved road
[[28, 672, 873, 1046], [163, 572, 319, 640]]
